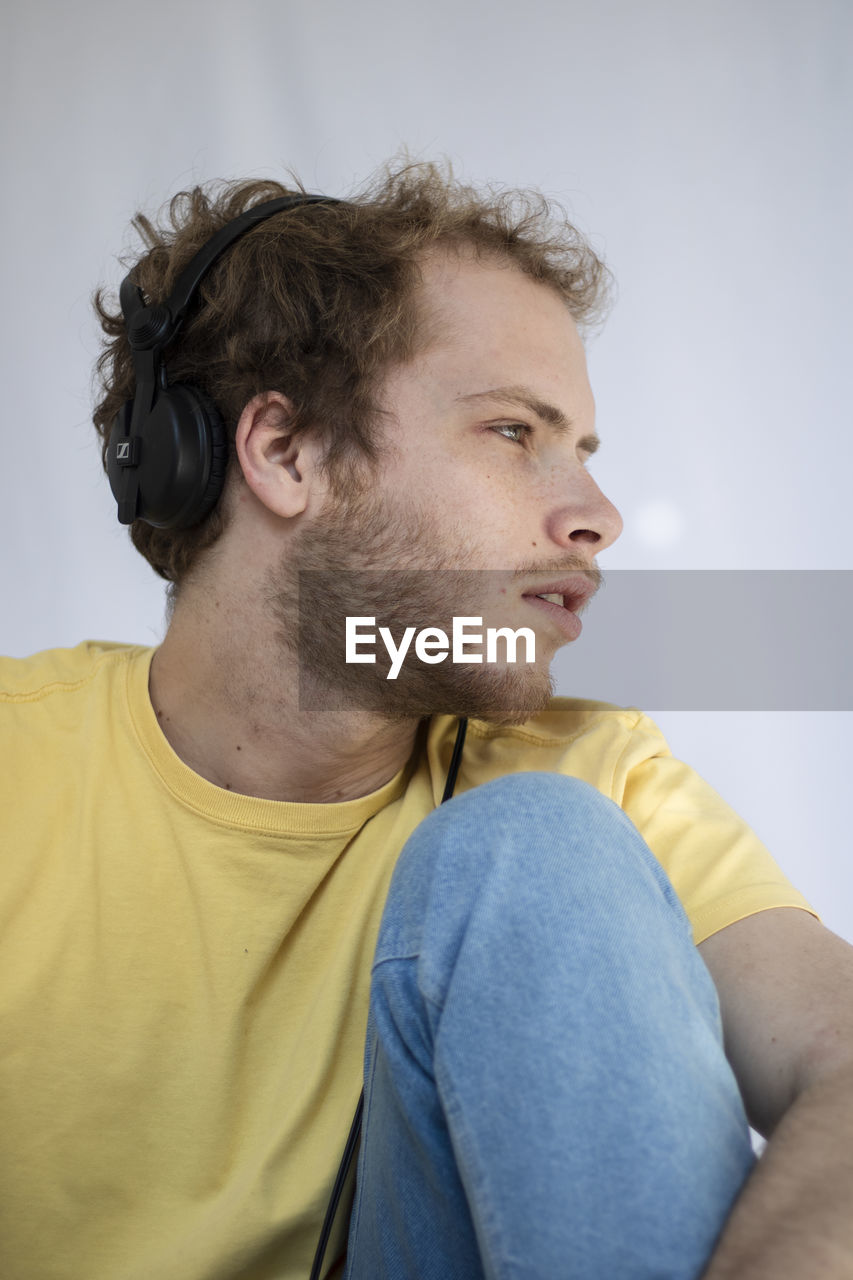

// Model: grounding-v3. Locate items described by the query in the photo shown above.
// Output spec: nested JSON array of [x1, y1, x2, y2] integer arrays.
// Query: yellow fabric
[[0, 642, 815, 1280]]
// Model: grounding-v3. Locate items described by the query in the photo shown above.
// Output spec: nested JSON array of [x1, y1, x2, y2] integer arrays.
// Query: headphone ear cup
[[185, 387, 228, 527], [132, 384, 229, 530]]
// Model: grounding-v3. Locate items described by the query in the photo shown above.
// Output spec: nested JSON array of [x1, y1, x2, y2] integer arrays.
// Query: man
[[1, 164, 852, 1280]]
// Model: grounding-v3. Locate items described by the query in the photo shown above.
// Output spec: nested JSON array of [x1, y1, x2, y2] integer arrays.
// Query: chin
[[453, 665, 557, 726], [299, 661, 556, 725]]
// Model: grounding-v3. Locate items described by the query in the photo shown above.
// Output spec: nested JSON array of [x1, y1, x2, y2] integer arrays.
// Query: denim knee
[[352, 775, 749, 1280], [374, 770, 695, 988]]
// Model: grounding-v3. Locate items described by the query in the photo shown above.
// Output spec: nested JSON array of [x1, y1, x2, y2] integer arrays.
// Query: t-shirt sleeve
[[609, 711, 817, 944]]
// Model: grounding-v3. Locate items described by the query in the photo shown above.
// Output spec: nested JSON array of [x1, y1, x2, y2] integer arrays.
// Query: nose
[[546, 470, 623, 553]]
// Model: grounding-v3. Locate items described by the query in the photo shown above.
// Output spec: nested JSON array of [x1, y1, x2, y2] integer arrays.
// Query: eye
[[491, 422, 532, 444]]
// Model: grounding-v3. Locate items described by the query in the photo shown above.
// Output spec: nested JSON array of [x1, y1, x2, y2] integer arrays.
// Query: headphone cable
[[308, 715, 468, 1279]]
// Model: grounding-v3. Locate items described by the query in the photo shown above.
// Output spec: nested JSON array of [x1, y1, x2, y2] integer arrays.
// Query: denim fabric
[[344, 772, 755, 1280]]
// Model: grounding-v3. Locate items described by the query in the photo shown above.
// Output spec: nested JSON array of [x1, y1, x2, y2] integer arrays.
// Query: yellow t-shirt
[[0, 642, 814, 1280]]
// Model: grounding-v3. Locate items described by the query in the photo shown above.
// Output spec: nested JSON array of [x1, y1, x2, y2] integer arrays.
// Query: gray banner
[[295, 570, 852, 712], [554, 570, 852, 710]]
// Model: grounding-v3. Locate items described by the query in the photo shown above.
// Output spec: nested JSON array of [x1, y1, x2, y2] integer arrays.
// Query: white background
[[2, 1, 850, 935]]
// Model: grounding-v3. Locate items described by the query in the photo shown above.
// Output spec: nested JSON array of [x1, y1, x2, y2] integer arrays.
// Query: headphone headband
[[121, 193, 341, 351], [108, 191, 341, 529]]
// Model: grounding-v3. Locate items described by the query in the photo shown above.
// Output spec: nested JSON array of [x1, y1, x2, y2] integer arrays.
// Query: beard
[[265, 478, 557, 725]]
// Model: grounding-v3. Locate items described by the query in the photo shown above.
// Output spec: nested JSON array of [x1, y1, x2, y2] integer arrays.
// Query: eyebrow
[[455, 384, 601, 454]]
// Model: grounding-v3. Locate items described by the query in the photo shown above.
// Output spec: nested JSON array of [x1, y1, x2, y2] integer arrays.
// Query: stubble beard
[[267, 481, 556, 725]]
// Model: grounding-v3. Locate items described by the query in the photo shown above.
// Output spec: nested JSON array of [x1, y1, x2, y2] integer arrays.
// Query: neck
[[149, 586, 422, 805]]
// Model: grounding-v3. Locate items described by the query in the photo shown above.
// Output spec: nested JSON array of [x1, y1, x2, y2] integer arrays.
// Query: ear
[[234, 391, 323, 519]]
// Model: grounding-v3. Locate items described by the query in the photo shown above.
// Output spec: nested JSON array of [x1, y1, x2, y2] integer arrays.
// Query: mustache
[[511, 558, 603, 591]]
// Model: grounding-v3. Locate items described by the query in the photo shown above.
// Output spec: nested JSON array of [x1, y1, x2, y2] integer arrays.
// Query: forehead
[[406, 250, 594, 415]]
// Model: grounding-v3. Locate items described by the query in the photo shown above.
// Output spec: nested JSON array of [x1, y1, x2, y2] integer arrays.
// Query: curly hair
[[93, 162, 612, 584]]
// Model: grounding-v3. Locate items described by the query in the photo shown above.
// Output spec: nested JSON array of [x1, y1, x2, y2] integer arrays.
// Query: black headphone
[[107, 193, 340, 529]]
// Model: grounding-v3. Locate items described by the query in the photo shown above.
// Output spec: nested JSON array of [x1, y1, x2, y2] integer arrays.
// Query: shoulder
[[0, 641, 144, 703], [472, 695, 645, 740], [0, 642, 154, 824], [455, 696, 668, 792]]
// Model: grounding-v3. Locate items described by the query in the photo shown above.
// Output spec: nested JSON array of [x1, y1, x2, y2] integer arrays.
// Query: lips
[[521, 572, 600, 615], [520, 571, 600, 642]]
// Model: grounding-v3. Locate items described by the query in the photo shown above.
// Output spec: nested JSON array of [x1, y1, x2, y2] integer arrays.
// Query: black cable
[[440, 715, 468, 804], [308, 716, 468, 1279], [308, 1092, 364, 1280]]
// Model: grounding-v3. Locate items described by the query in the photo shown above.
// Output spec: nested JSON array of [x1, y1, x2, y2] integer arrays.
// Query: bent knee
[[451, 770, 616, 825], [397, 770, 677, 914], [378, 769, 695, 1005], [443, 771, 639, 864]]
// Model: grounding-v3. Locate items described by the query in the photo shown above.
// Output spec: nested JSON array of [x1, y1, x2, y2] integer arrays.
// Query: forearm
[[702, 1065, 853, 1278]]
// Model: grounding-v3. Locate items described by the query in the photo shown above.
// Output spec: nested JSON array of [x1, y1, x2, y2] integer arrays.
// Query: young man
[[2, 165, 852, 1280]]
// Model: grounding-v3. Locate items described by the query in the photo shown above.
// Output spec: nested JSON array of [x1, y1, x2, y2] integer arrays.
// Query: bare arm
[[698, 908, 853, 1278]]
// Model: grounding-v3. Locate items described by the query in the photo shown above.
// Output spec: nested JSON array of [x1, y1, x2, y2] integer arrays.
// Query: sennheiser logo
[[116, 441, 131, 460]]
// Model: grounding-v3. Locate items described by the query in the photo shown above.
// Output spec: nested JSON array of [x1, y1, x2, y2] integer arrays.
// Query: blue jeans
[[344, 773, 756, 1280]]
